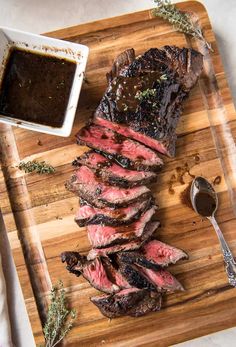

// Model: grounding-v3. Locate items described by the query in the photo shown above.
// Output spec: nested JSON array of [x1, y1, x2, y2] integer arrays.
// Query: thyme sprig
[[152, 0, 212, 51], [43, 281, 77, 347], [18, 160, 55, 174]]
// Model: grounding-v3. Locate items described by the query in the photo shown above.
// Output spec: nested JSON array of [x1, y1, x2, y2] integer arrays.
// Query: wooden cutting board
[[1, 1, 236, 346]]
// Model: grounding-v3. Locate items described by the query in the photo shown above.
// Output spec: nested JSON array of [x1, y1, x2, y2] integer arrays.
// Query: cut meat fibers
[[94, 117, 173, 157], [91, 288, 162, 318], [87, 221, 160, 260], [66, 165, 151, 208], [76, 124, 163, 172], [73, 151, 157, 188], [87, 205, 157, 248], [142, 240, 188, 267], [61, 251, 119, 294], [75, 197, 153, 227], [138, 266, 184, 292]]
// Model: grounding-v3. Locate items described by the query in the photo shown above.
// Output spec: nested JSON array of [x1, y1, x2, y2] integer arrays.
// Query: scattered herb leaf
[[152, 0, 212, 51], [135, 88, 156, 101], [43, 281, 77, 347], [18, 160, 55, 174]]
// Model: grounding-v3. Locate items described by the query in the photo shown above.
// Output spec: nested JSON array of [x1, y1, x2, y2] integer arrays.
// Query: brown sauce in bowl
[[0, 48, 76, 127]]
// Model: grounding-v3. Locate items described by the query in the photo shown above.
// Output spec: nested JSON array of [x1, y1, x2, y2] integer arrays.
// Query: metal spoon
[[190, 176, 236, 287]]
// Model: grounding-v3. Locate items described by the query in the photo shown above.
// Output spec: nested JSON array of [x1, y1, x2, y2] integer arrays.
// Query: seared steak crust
[[91, 288, 162, 318]]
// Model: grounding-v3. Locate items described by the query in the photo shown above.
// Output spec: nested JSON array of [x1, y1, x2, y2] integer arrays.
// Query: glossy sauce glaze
[[0, 48, 76, 127], [108, 72, 166, 112], [195, 192, 216, 217]]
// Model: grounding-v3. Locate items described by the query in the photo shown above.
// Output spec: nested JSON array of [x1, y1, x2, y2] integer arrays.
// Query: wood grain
[[1, 1, 236, 346]]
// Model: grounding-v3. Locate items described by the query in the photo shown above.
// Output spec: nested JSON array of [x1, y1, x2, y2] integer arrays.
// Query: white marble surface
[[0, 1, 236, 346]]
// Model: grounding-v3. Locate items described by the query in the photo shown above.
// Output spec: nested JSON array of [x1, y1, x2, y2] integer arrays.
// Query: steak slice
[[138, 266, 184, 292], [102, 257, 131, 289], [119, 262, 156, 291], [76, 124, 163, 171], [128, 290, 162, 317], [75, 197, 153, 227], [66, 165, 151, 208], [73, 151, 157, 188], [117, 251, 161, 271], [87, 205, 158, 248], [94, 46, 203, 156], [142, 239, 188, 267], [91, 288, 162, 318], [61, 251, 119, 293], [87, 240, 143, 261], [87, 221, 160, 260]]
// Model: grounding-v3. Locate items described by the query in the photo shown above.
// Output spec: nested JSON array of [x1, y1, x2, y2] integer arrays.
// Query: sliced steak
[[76, 124, 163, 171], [87, 205, 158, 248], [119, 262, 156, 291], [75, 197, 153, 227], [91, 288, 162, 318], [91, 288, 142, 317], [94, 46, 203, 156], [102, 257, 131, 289], [87, 240, 143, 261], [117, 251, 161, 271], [61, 251, 119, 293], [73, 151, 157, 188], [66, 165, 151, 208], [142, 239, 188, 267], [87, 221, 160, 260], [128, 290, 162, 317], [138, 266, 184, 292]]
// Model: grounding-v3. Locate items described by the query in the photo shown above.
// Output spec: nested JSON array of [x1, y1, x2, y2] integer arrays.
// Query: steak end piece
[[91, 288, 162, 318]]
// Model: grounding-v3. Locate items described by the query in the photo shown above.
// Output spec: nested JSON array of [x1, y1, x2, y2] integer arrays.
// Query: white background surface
[[0, 1, 236, 346]]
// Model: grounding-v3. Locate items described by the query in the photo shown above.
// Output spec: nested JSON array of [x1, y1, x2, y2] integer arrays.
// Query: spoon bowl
[[190, 176, 236, 287], [190, 176, 218, 218]]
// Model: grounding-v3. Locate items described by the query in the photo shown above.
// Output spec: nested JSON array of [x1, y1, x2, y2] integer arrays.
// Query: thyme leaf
[[18, 160, 55, 174], [135, 88, 156, 101], [152, 0, 213, 51], [43, 281, 77, 347]]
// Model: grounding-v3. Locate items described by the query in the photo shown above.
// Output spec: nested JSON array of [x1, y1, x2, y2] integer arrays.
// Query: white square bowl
[[0, 26, 89, 136]]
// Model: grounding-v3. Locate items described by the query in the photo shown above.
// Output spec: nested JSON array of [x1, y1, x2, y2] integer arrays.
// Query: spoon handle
[[209, 216, 236, 287]]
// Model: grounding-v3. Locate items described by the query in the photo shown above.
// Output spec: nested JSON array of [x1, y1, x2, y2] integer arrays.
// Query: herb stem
[[152, 0, 213, 51]]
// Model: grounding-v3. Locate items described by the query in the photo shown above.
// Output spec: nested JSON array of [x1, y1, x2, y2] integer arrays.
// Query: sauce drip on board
[[0, 48, 76, 127]]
